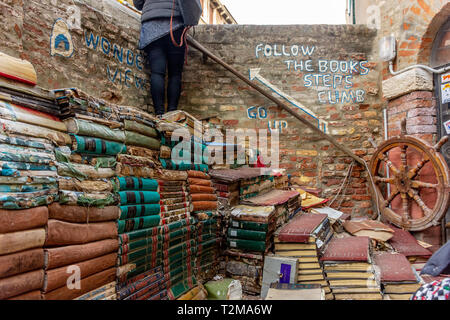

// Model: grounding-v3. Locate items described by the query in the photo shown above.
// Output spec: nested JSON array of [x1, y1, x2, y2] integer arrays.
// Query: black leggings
[[145, 29, 186, 116]]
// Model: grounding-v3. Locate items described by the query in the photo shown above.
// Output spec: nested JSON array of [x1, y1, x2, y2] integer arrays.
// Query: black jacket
[[134, 0, 201, 26], [133, 0, 181, 22]]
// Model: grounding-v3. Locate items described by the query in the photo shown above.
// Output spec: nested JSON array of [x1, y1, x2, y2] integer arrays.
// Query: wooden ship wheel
[[369, 124, 450, 231]]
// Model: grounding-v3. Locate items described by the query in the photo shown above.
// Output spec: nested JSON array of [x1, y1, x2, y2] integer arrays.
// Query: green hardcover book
[[227, 238, 267, 252], [119, 204, 161, 220], [114, 177, 158, 191], [118, 191, 160, 205], [118, 215, 161, 233], [168, 276, 197, 300], [71, 134, 126, 156], [118, 218, 195, 244], [228, 228, 267, 241], [230, 219, 268, 232]]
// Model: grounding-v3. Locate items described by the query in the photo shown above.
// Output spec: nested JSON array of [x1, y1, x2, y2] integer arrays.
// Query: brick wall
[[372, 0, 449, 145], [370, 0, 449, 72], [181, 25, 382, 217], [372, 0, 449, 244]]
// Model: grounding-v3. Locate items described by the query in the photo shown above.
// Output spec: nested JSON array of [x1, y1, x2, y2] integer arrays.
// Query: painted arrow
[[249, 68, 329, 133]]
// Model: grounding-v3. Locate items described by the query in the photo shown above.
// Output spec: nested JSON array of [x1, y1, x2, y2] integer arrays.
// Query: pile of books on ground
[[0, 206, 47, 300], [188, 170, 221, 283], [0, 80, 96, 300], [374, 252, 422, 300], [321, 236, 382, 300], [388, 226, 432, 272], [274, 213, 334, 299], [223, 205, 277, 295], [195, 212, 221, 283]]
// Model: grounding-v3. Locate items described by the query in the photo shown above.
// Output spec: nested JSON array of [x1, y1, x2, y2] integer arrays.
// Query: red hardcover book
[[321, 236, 370, 262], [277, 213, 328, 243], [373, 252, 417, 283], [388, 226, 432, 258]]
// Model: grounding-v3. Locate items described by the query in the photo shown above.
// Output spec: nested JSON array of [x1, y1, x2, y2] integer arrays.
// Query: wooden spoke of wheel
[[407, 188, 432, 216], [400, 192, 410, 222], [407, 156, 430, 180], [411, 180, 438, 189], [384, 189, 399, 207], [400, 144, 408, 172], [377, 152, 399, 176], [374, 176, 395, 184]]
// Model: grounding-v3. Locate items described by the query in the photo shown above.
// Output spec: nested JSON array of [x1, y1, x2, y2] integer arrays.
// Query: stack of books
[[321, 236, 382, 300], [274, 213, 334, 299], [374, 252, 422, 300], [227, 205, 277, 253], [388, 226, 432, 272]]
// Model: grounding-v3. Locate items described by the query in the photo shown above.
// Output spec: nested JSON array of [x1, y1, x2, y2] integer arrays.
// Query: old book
[[74, 281, 116, 300], [0, 52, 37, 85], [335, 293, 383, 300], [298, 262, 322, 269], [386, 293, 414, 300], [343, 220, 394, 242], [298, 269, 324, 275], [324, 271, 375, 280], [297, 274, 325, 281], [328, 279, 379, 287], [275, 243, 317, 250], [0, 249, 44, 279], [297, 256, 319, 263], [230, 205, 276, 224], [324, 263, 372, 272], [297, 279, 328, 286], [374, 252, 421, 297], [45, 219, 117, 246], [45, 239, 118, 269], [310, 206, 345, 225], [384, 283, 421, 294], [274, 249, 317, 257], [388, 226, 432, 258], [265, 283, 324, 300], [0, 101, 66, 131], [321, 237, 371, 262], [0, 206, 48, 234], [374, 252, 418, 282], [43, 253, 117, 292], [321, 237, 380, 297], [275, 213, 328, 243], [42, 268, 116, 300], [0, 270, 44, 299], [0, 228, 46, 256], [332, 287, 381, 294]]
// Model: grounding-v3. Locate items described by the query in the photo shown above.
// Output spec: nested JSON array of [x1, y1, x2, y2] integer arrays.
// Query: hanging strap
[[170, 0, 191, 65]]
